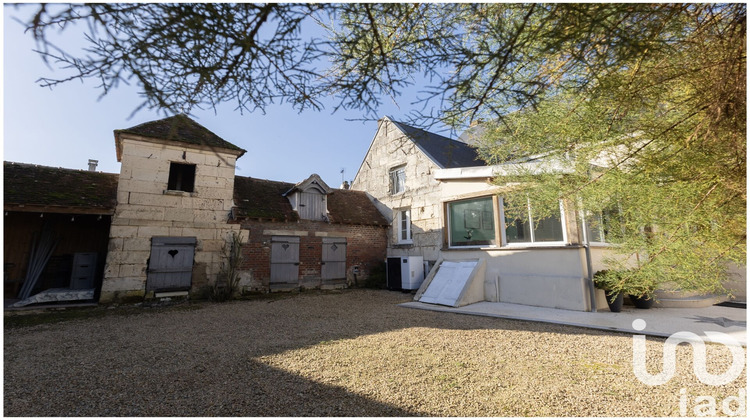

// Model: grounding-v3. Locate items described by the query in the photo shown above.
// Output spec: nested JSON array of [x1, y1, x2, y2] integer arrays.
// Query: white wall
[[441, 247, 593, 311]]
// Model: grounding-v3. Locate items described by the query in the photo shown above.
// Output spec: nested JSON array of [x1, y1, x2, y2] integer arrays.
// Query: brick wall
[[235, 219, 387, 291]]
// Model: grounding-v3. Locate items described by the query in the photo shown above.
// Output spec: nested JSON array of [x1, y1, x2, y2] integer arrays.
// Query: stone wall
[[100, 137, 243, 302], [351, 118, 444, 263]]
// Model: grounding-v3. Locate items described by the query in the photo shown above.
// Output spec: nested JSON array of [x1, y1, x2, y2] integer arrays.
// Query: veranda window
[[584, 207, 621, 244], [447, 196, 496, 247], [503, 198, 565, 244]]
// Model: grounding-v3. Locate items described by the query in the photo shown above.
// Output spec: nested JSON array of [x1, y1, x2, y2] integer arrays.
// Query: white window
[[389, 165, 406, 195], [445, 195, 567, 248], [398, 209, 413, 244], [502, 198, 567, 245]]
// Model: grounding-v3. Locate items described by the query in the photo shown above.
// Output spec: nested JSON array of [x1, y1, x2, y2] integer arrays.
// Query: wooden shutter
[[146, 237, 196, 292], [321, 237, 346, 281], [270, 236, 300, 284]]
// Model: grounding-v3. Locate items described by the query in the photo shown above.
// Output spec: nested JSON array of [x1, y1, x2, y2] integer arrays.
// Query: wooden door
[[270, 236, 299, 285], [321, 237, 346, 281], [146, 237, 196, 292], [298, 192, 326, 221]]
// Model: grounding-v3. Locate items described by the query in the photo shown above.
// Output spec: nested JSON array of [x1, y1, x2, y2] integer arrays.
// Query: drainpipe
[[585, 243, 596, 312], [581, 210, 597, 312]]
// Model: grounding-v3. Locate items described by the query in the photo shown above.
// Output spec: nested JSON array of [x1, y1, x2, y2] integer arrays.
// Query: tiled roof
[[3, 162, 118, 213], [115, 114, 246, 155], [233, 176, 388, 226], [390, 120, 486, 168], [232, 176, 299, 221], [326, 189, 389, 226]]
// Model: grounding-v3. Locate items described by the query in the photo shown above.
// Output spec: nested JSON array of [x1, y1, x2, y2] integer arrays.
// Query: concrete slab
[[399, 300, 747, 347]]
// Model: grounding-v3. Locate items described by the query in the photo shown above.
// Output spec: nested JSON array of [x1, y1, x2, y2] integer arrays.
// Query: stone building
[[352, 116, 745, 311], [351, 116, 485, 268], [5, 115, 388, 305], [101, 115, 247, 302]]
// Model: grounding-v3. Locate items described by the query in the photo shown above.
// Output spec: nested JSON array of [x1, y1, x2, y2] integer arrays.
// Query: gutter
[[434, 160, 575, 181]]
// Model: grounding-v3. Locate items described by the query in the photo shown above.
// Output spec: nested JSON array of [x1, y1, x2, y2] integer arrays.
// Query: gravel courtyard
[[4, 289, 746, 416]]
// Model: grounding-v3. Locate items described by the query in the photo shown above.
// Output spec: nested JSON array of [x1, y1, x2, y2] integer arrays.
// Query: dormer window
[[284, 174, 331, 221], [168, 162, 196, 192]]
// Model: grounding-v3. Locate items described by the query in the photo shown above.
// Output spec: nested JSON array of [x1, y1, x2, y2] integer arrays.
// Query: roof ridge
[[3, 161, 119, 176]]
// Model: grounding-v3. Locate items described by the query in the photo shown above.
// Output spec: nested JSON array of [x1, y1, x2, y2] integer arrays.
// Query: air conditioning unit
[[386, 256, 425, 291]]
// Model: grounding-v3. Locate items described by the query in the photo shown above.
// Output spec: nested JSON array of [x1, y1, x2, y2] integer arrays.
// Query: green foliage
[[593, 269, 657, 300], [362, 261, 387, 289], [473, 4, 745, 295], [20, 3, 743, 128]]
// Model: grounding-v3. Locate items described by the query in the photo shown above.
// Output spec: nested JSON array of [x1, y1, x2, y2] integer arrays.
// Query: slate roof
[[390, 119, 486, 168], [233, 176, 388, 226], [3, 162, 118, 213], [115, 114, 246, 156]]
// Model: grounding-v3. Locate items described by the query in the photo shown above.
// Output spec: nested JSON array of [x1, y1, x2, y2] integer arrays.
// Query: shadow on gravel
[[3, 289, 638, 416]]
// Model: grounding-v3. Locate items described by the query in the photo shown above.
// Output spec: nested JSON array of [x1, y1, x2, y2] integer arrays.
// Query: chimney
[[340, 180, 350, 190], [88, 159, 98, 172]]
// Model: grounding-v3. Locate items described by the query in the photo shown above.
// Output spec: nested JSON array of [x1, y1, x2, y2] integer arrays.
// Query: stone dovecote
[[101, 115, 247, 302]]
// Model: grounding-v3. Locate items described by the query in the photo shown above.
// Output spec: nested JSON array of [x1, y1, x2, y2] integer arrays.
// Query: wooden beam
[[3, 205, 114, 215]]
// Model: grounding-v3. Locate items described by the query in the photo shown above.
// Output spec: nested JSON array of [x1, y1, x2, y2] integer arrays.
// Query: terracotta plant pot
[[629, 294, 654, 309], [605, 291, 624, 312]]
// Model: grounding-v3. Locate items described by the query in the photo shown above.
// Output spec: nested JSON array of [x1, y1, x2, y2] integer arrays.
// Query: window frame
[[581, 205, 621, 246], [500, 197, 568, 247], [397, 208, 413, 244], [389, 165, 406, 195], [443, 195, 569, 249], [446, 196, 499, 249]]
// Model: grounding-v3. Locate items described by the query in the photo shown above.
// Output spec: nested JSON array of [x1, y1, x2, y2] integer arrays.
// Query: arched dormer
[[283, 174, 331, 221]]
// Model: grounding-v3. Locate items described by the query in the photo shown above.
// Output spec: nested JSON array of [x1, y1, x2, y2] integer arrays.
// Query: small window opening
[[167, 162, 196, 192]]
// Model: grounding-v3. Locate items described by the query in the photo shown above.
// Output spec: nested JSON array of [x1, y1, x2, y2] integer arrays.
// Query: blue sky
[[2, 4, 448, 187]]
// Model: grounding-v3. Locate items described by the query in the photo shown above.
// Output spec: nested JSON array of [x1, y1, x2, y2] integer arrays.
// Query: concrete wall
[[101, 137, 243, 302], [352, 118, 444, 263], [441, 247, 594, 311]]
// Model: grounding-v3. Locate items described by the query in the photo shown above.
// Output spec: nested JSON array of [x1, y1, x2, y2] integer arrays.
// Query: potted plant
[[593, 270, 625, 312], [619, 270, 657, 309]]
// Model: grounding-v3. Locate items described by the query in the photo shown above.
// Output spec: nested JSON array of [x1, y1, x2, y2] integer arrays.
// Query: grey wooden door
[[146, 237, 196, 292], [321, 237, 346, 280], [298, 192, 327, 221], [270, 236, 299, 284]]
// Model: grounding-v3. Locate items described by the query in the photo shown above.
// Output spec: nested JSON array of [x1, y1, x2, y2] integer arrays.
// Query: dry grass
[[4, 289, 746, 416]]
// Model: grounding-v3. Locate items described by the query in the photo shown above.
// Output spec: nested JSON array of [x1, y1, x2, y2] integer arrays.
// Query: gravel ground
[[4, 289, 746, 416]]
